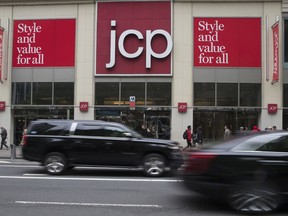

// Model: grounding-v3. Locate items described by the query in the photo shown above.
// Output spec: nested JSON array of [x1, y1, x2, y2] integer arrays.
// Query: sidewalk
[[0, 144, 23, 159]]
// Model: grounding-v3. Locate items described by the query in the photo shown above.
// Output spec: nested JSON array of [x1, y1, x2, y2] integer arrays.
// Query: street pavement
[[0, 144, 22, 159]]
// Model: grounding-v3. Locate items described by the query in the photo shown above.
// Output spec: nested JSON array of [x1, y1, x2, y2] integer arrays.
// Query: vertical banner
[[0, 27, 4, 82], [272, 21, 279, 83]]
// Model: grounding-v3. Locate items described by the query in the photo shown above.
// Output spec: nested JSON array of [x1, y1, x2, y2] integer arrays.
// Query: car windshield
[[232, 133, 283, 151]]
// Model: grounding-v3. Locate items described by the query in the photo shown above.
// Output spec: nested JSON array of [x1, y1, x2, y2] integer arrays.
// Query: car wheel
[[44, 152, 67, 175], [228, 181, 282, 213], [143, 154, 166, 177]]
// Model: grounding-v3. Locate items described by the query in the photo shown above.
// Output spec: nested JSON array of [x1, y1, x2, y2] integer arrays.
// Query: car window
[[28, 122, 70, 135], [257, 136, 288, 152], [232, 134, 283, 151], [74, 124, 105, 136], [103, 126, 127, 137]]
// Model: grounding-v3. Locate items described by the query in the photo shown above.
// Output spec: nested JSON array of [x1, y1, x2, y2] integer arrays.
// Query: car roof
[[29, 119, 129, 129], [205, 131, 288, 151]]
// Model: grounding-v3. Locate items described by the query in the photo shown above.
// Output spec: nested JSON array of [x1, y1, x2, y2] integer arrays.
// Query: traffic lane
[[0, 177, 288, 216], [0, 164, 288, 215], [0, 162, 180, 178], [0, 177, 235, 216]]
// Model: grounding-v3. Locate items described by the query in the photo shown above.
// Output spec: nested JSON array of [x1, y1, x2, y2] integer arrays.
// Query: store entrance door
[[193, 109, 260, 141]]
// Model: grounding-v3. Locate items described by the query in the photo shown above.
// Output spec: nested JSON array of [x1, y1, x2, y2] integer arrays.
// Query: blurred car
[[22, 119, 183, 177], [181, 131, 288, 213]]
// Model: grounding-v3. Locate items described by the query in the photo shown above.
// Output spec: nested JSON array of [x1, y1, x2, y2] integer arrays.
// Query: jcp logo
[[106, 20, 173, 69]]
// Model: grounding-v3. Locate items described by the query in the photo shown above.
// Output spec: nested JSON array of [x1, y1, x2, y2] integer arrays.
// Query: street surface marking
[[0, 165, 39, 168], [0, 161, 11, 164], [23, 173, 48, 176], [0, 175, 182, 182], [15, 201, 162, 208]]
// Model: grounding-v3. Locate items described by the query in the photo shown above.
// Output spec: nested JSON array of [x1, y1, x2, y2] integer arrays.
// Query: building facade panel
[[0, 0, 285, 146]]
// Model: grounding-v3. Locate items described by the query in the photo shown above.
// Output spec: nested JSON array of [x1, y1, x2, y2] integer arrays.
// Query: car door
[[71, 123, 110, 165], [100, 125, 139, 166], [256, 135, 288, 190]]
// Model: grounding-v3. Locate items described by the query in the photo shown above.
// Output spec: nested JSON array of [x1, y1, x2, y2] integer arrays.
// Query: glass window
[[194, 83, 215, 106], [29, 122, 70, 136], [147, 83, 171, 106], [74, 124, 104, 136], [12, 82, 31, 105], [32, 82, 52, 105], [54, 83, 74, 105], [121, 82, 145, 105], [104, 126, 126, 137], [95, 83, 119, 105], [240, 83, 261, 107], [284, 84, 288, 107], [232, 134, 283, 152], [217, 83, 238, 106]]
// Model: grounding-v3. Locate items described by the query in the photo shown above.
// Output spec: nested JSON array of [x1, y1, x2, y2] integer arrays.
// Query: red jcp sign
[[0, 101, 5, 111], [79, 102, 89, 112], [178, 102, 187, 113], [96, 1, 172, 76], [268, 104, 277, 114]]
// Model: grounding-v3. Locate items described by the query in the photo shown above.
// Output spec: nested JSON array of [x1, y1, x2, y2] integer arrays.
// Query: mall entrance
[[193, 108, 260, 141]]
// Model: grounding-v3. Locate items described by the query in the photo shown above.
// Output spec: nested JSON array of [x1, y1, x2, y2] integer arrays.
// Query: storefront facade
[[0, 0, 284, 146]]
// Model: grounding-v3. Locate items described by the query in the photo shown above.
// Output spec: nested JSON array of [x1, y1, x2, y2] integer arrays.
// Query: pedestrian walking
[[183, 125, 192, 151], [0, 126, 8, 150], [252, 125, 260, 132], [224, 126, 231, 140], [195, 126, 203, 147]]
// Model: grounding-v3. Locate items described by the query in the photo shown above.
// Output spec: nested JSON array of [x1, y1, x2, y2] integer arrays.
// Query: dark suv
[[22, 120, 183, 177]]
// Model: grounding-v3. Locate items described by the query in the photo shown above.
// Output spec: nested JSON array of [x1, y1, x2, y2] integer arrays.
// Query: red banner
[[0, 27, 3, 81], [96, 1, 172, 76], [194, 18, 261, 67], [13, 19, 76, 67], [272, 21, 279, 83]]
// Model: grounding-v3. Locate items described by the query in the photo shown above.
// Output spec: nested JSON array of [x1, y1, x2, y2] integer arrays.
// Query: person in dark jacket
[[183, 125, 192, 151], [196, 127, 203, 147], [0, 127, 8, 150]]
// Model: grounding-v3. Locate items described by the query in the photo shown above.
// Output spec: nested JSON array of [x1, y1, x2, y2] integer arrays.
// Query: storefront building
[[0, 0, 284, 145]]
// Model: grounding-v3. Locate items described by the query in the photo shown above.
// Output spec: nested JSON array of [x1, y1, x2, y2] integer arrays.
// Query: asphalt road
[[0, 160, 287, 216]]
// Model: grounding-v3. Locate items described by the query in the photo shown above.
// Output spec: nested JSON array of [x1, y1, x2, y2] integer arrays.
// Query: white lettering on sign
[[197, 20, 229, 65], [16, 22, 44, 65], [106, 20, 173, 69]]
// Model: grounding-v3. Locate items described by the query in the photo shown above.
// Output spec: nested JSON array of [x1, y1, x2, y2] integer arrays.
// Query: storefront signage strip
[[0, 27, 3, 82], [272, 20, 279, 84]]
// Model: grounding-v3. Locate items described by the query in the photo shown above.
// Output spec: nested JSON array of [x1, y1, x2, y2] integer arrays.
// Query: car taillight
[[184, 153, 216, 173], [22, 135, 27, 146]]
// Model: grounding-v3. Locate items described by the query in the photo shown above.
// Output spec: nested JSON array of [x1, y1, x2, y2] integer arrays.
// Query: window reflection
[[33, 82, 52, 105], [95, 82, 119, 105], [147, 83, 171, 106], [240, 83, 261, 107], [194, 83, 215, 106], [12, 82, 31, 105], [217, 83, 238, 106], [121, 83, 145, 105], [54, 83, 74, 105]]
